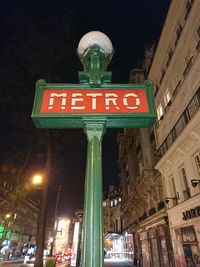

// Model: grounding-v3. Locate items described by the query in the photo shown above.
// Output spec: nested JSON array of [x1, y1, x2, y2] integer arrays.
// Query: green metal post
[[82, 122, 105, 267], [31, 32, 156, 267]]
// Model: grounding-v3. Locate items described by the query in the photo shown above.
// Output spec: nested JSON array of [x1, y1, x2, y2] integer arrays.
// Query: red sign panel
[[40, 89, 149, 114]]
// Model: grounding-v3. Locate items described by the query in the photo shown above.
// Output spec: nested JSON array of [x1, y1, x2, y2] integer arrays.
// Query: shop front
[[136, 210, 174, 267], [167, 194, 200, 267], [104, 232, 124, 259]]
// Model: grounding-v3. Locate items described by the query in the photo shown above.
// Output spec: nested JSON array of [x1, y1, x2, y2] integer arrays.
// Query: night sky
[[0, 1, 170, 219]]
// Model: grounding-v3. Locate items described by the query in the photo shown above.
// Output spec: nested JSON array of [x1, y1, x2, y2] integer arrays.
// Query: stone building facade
[[148, 0, 200, 266], [118, 0, 200, 266], [118, 68, 174, 267]]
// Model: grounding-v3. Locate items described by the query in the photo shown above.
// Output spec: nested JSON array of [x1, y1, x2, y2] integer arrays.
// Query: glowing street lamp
[[32, 174, 43, 187], [31, 173, 47, 267], [5, 214, 11, 219]]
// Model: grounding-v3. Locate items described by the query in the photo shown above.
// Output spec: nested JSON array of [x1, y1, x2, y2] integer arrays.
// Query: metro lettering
[[86, 93, 102, 110], [41, 89, 149, 114], [71, 93, 85, 110]]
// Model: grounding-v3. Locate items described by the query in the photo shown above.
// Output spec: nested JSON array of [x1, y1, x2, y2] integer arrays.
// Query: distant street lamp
[[31, 173, 48, 267], [5, 214, 11, 219], [32, 174, 43, 187]]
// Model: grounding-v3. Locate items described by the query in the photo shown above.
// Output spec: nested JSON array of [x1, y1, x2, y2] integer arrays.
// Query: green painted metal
[[78, 45, 112, 86], [31, 80, 156, 128], [82, 122, 105, 267], [31, 39, 157, 267]]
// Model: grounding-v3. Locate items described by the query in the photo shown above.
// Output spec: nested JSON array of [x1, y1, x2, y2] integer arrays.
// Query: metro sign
[[32, 80, 156, 128], [41, 89, 149, 113]]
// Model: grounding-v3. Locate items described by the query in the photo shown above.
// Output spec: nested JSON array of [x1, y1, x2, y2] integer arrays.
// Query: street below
[[104, 259, 133, 266], [0, 259, 133, 267]]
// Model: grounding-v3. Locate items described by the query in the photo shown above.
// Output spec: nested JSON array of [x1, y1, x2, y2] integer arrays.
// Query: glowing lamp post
[[32, 174, 43, 187], [31, 31, 156, 267], [31, 173, 47, 267]]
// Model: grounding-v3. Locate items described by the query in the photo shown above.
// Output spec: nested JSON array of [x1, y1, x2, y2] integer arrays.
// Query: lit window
[[119, 197, 121, 202], [110, 201, 113, 207], [114, 199, 118, 206], [157, 104, 163, 120], [164, 89, 171, 106]]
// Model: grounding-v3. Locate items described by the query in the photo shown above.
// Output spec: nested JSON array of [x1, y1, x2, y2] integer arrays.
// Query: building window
[[150, 131, 155, 144], [195, 154, 200, 175], [197, 25, 200, 38], [196, 25, 200, 52], [180, 167, 191, 199], [173, 80, 182, 98], [171, 177, 177, 196], [157, 104, 163, 121], [159, 69, 166, 84], [183, 55, 193, 78], [175, 24, 183, 47], [164, 89, 172, 107], [166, 48, 173, 67], [154, 84, 159, 97], [139, 161, 143, 176], [185, 0, 194, 20], [110, 200, 114, 208]]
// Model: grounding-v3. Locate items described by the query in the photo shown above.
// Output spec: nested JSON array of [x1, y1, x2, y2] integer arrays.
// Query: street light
[[191, 179, 200, 187], [31, 172, 48, 267], [5, 214, 11, 219], [32, 174, 43, 187], [165, 193, 179, 204], [77, 31, 114, 267]]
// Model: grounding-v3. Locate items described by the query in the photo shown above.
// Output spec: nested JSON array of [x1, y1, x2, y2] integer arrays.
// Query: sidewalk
[[104, 259, 133, 266], [0, 259, 33, 267]]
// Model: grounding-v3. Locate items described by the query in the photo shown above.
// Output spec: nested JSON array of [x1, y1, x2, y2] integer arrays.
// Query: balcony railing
[[139, 212, 147, 222], [148, 207, 156, 216], [157, 201, 165, 210], [155, 88, 200, 162]]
